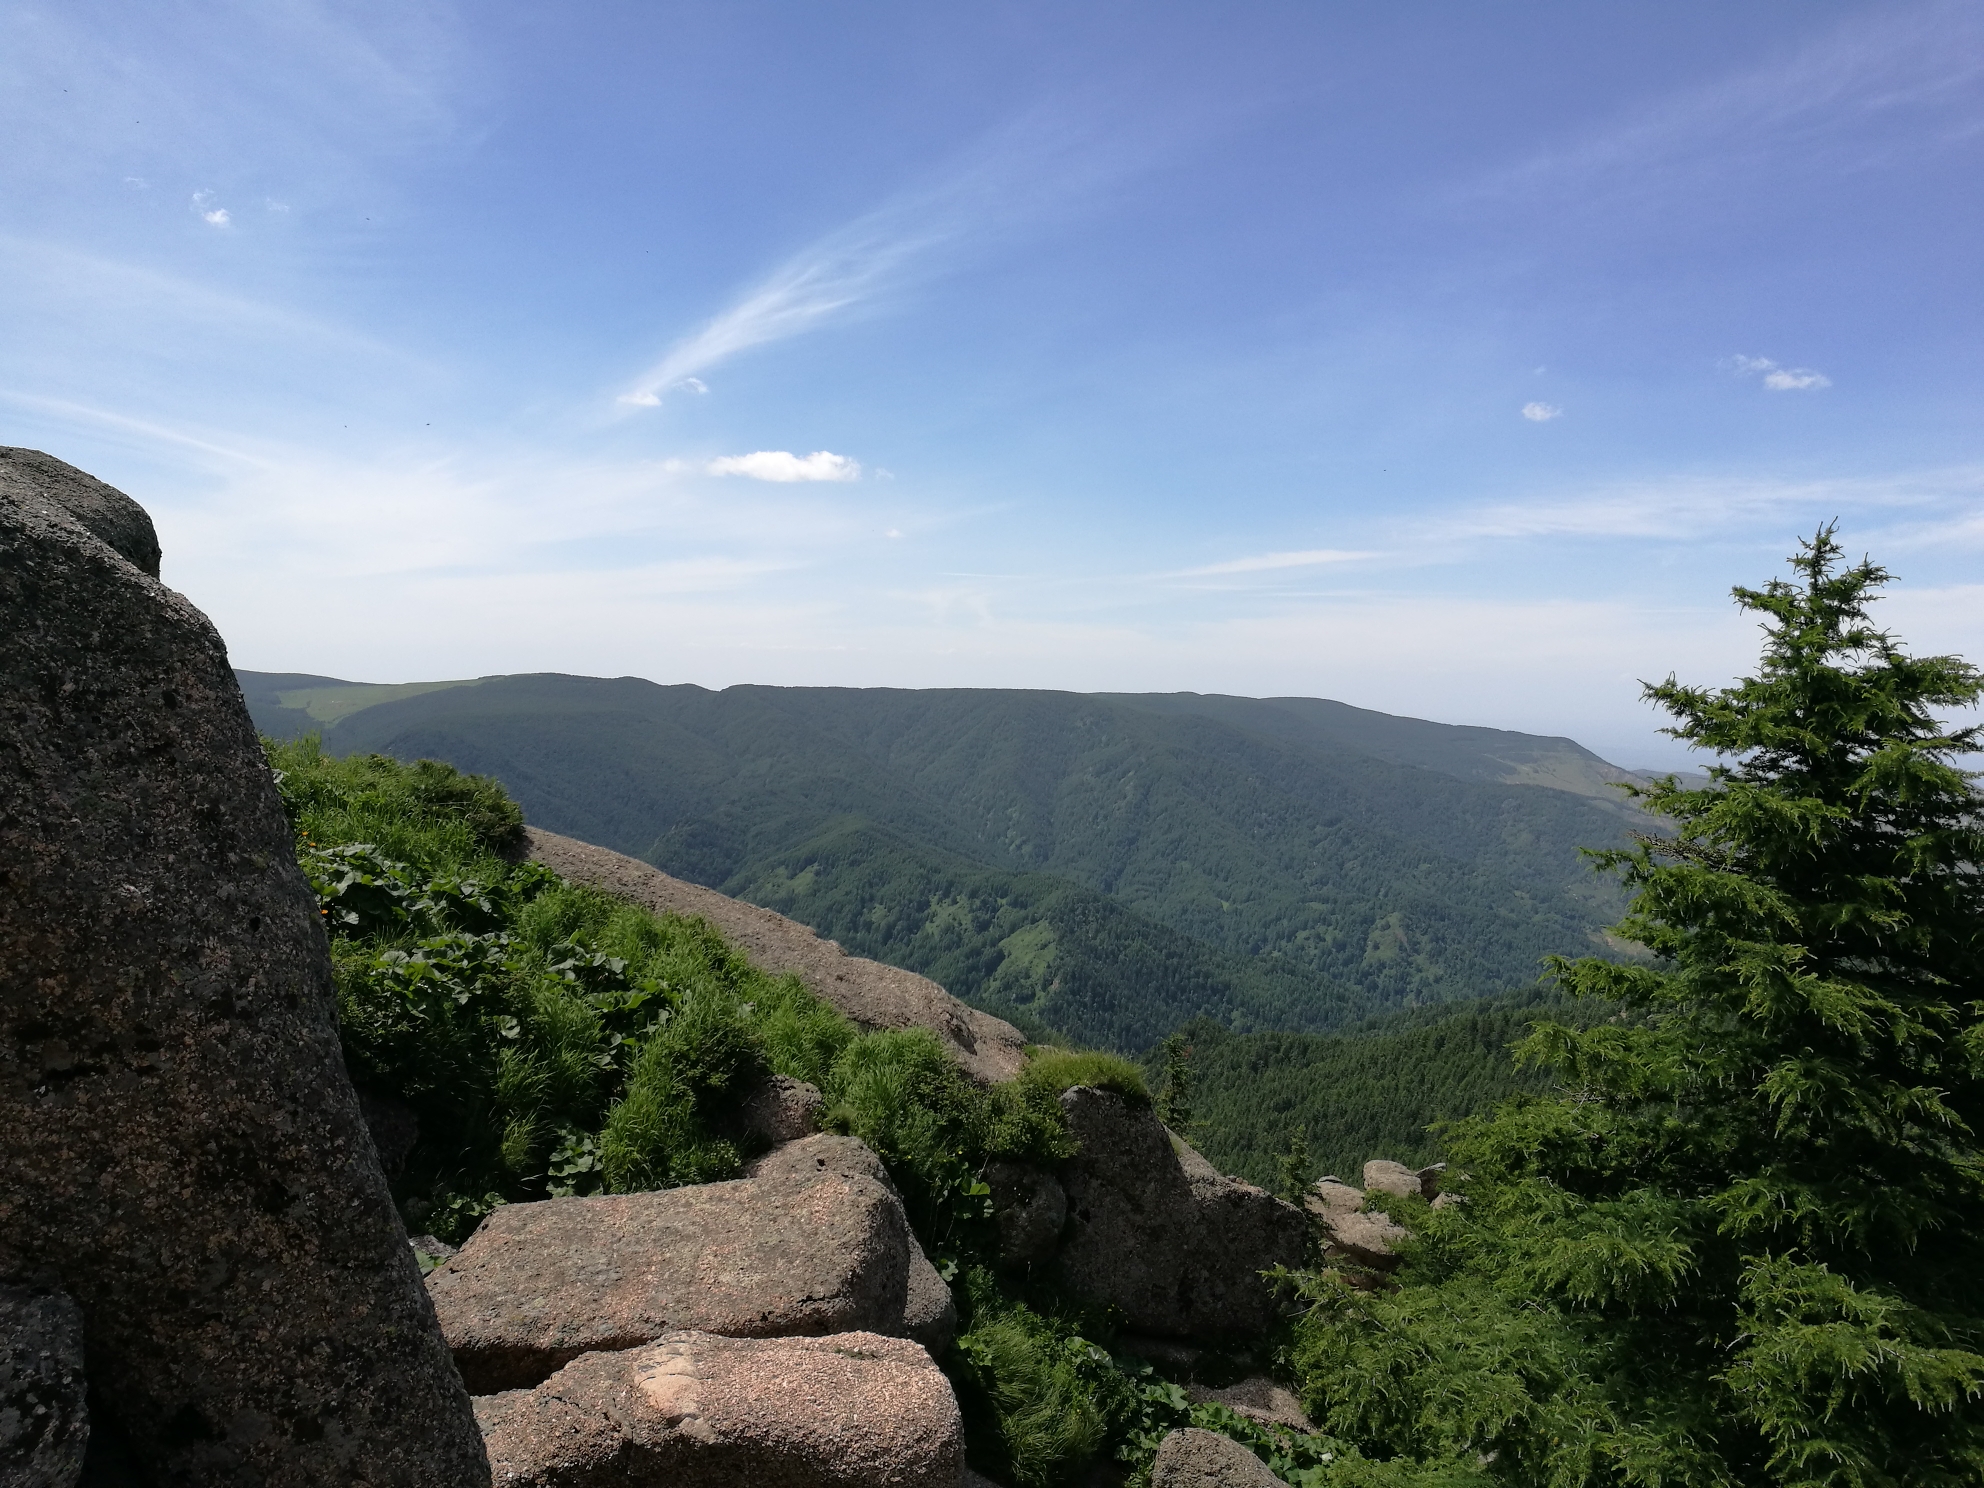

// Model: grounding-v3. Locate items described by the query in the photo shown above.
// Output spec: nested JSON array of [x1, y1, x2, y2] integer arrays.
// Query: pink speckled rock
[[476, 1330, 963, 1487], [428, 1173, 910, 1393]]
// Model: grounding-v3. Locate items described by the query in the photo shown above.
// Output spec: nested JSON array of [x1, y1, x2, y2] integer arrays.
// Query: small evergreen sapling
[[1292, 529, 1984, 1486]]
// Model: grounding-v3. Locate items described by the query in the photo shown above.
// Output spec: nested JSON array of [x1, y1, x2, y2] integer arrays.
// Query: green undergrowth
[[269, 738, 1326, 1485]]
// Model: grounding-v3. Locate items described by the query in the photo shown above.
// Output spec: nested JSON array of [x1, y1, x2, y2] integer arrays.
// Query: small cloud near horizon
[[1730, 354, 1830, 391], [707, 449, 861, 482], [1522, 401, 1563, 422]]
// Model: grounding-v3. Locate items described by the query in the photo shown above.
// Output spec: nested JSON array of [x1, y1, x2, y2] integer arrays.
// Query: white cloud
[[203, 208, 232, 226], [1729, 354, 1830, 391], [676, 377, 707, 394], [1522, 402, 1563, 422], [707, 450, 861, 483], [191, 191, 230, 227], [1178, 548, 1378, 576]]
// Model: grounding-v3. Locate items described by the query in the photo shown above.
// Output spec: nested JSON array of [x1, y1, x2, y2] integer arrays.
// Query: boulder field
[[1, 450, 1356, 1487]]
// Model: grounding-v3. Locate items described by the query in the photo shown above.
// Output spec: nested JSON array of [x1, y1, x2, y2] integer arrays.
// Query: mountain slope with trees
[[239, 675, 1647, 1046]]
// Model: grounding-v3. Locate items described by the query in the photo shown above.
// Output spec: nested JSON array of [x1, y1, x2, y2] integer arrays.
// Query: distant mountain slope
[[240, 671, 1643, 1047]]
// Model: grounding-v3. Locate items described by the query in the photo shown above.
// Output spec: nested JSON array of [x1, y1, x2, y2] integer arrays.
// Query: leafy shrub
[[269, 738, 867, 1238]]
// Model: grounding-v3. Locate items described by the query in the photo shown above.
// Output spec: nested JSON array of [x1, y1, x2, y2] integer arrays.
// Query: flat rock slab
[[526, 828, 1028, 1084], [1152, 1428, 1281, 1487], [477, 1330, 963, 1488], [429, 1174, 910, 1393]]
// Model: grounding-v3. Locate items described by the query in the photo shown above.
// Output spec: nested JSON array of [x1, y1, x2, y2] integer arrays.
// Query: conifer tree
[[1292, 529, 1984, 1487]]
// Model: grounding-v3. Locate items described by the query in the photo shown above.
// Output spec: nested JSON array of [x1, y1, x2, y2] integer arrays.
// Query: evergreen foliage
[[1288, 530, 1984, 1486]]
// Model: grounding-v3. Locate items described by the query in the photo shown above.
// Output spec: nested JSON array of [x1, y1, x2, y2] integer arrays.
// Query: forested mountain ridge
[[239, 670, 1649, 1047]]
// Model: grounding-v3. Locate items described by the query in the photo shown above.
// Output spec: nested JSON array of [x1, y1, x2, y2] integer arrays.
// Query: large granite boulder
[[0, 451, 485, 1484], [526, 828, 1029, 1083], [0, 1285, 89, 1486], [428, 1168, 911, 1392], [477, 1330, 964, 1487], [1151, 1427, 1281, 1487], [744, 1135, 955, 1356], [1053, 1089, 1306, 1343]]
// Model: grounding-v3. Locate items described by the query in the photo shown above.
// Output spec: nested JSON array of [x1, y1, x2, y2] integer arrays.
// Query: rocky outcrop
[[428, 1170, 911, 1392], [478, 1330, 963, 1488], [1321, 1210, 1408, 1272], [1306, 1178, 1364, 1222], [1362, 1159, 1442, 1202], [1053, 1089, 1306, 1342], [526, 827, 1029, 1083], [1151, 1427, 1281, 1487], [984, 1161, 1067, 1266], [0, 451, 485, 1484], [0, 1285, 89, 1486]]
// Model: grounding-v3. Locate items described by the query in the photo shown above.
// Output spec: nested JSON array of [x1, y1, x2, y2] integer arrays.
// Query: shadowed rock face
[[477, 1330, 963, 1488], [0, 1284, 89, 1486], [1053, 1089, 1307, 1343], [0, 454, 486, 1486], [0, 448, 160, 577]]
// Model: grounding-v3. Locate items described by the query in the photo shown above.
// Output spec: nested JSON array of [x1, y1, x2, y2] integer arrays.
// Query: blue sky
[[5, 1, 1981, 766]]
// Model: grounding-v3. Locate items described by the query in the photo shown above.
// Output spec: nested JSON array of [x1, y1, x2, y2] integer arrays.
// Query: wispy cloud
[[192, 190, 231, 227], [1433, 467, 1984, 543], [1729, 354, 1831, 391], [1173, 548, 1379, 577], [614, 105, 1174, 409], [1471, 2, 1984, 213], [1522, 401, 1563, 422], [708, 450, 862, 483]]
